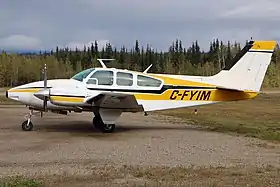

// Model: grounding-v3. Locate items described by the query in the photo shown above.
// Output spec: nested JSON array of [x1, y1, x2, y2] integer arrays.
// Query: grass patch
[[156, 93, 280, 142], [0, 87, 11, 92], [0, 176, 43, 187], [2, 165, 279, 187], [0, 96, 21, 105]]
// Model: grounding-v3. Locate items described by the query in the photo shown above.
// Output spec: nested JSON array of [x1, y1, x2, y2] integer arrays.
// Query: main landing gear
[[92, 114, 115, 133], [92, 109, 121, 133]]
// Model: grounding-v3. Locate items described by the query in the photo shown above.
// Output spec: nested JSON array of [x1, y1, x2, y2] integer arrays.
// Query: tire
[[21, 120, 33, 131], [92, 116, 103, 129]]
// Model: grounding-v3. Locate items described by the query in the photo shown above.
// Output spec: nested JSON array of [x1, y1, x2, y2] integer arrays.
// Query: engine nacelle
[[49, 87, 89, 107]]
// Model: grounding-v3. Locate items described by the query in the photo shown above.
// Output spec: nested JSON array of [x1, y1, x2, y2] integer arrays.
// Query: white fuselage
[[6, 66, 217, 113]]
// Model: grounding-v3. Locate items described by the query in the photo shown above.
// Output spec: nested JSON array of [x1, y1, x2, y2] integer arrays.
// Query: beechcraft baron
[[5, 40, 277, 133]]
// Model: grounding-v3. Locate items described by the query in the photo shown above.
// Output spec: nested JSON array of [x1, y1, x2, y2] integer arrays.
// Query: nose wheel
[[21, 120, 33, 131], [21, 108, 41, 131]]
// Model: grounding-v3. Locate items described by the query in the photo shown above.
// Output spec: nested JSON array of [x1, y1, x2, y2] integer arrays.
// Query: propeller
[[42, 64, 48, 111], [33, 64, 50, 112]]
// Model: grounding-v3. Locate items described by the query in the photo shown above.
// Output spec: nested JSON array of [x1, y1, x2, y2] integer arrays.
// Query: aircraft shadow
[[35, 120, 206, 137]]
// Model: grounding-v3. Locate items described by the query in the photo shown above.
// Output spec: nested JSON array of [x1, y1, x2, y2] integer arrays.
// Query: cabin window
[[86, 78, 97, 85], [87, 70, 114, 85], [116, 72, 133, 86], [137, 75, 162, 87]]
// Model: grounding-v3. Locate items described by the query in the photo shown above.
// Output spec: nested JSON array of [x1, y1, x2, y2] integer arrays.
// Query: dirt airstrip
[[0, 105, 279, 186]]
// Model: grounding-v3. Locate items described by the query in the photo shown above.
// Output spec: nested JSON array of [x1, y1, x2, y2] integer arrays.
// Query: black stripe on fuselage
[[19, 85, 216, 95], [87, 85, 216, 94]]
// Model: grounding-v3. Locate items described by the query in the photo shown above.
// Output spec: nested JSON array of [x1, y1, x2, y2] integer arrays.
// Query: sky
[[0, 0, 280, 52]]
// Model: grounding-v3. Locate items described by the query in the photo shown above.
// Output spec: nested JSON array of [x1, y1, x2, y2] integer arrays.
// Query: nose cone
[[5, 87, 20, 101]]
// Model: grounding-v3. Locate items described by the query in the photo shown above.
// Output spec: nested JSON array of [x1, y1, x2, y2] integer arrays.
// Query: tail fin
[[209, 40, 277, 92]]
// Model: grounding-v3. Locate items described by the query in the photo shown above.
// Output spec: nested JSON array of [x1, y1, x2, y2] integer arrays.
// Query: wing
[[85, 92, 144, 112]]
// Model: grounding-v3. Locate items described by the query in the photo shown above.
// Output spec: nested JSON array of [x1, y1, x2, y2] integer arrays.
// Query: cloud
[[0, 35, 42, 51], [0, 0, 279, 52], [219, 0, 280, 20], [66, 40, 110, 50]]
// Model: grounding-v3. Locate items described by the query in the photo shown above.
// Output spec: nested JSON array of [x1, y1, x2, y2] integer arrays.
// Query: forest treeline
[[1, 39, 280, 88]]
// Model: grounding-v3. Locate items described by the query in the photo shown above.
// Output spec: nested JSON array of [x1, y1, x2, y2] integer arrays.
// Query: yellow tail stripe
[[251, 41, 277, 51]]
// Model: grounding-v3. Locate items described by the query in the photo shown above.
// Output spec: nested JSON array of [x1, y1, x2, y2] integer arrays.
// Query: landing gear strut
[[92, 114, 115, 133]]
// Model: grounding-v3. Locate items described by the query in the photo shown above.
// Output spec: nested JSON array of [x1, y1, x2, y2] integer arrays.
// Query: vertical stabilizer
[[209, 40, 277, 92]]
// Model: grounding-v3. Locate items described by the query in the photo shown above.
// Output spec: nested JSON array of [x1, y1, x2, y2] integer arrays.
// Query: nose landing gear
[[21, 109, 42, 131], [21, 109, 34, 131]]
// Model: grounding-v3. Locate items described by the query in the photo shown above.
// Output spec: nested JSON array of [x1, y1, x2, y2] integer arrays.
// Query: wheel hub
[[104, 124, 112, 130]]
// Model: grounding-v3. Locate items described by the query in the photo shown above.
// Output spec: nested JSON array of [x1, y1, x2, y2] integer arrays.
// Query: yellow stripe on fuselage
[[8, 88, 84, 103], [8, 88, 41, 93], [50, 96, 84, 103], [134, 89, 258, 101], [150, 75, 215, 87]]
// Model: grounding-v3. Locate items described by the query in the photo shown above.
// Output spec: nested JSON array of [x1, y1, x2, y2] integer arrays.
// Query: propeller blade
[[43, 96, 48, 111], [43, 64, 47, 89], [42, 64, 48, 111]]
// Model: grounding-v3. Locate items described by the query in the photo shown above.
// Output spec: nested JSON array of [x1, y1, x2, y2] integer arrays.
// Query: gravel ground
[[0, 105, 279, 186]]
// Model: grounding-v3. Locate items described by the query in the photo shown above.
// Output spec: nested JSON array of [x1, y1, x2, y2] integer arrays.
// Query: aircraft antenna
[[143, 64, 153, 73], [97, 59, 115, 68]]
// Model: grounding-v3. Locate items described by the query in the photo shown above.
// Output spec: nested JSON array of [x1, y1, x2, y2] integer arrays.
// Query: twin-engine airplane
[[5, 40, 277, 133]]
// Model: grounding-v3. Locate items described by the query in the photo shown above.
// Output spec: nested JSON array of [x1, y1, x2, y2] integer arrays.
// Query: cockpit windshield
[[71, 68, 95, 82]]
